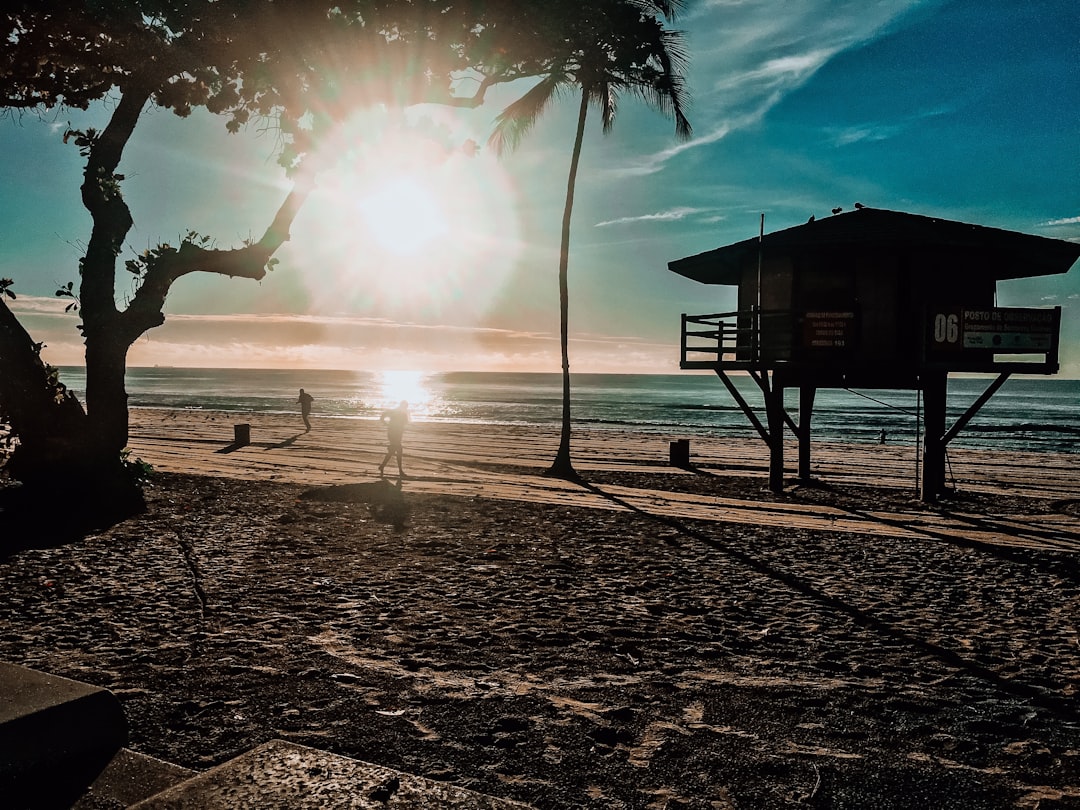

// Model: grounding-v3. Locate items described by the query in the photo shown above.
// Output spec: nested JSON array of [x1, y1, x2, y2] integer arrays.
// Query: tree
[[0, 1, 612, 513], [488, 0, 692, 479]]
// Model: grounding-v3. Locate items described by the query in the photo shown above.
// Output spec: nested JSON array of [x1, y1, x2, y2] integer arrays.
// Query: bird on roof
[[831, 207, 842, 215], [854, 202, 865, 209], [807, 214, 815, 223]]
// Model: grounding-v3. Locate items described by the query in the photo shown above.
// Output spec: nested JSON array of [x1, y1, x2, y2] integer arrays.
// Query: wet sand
[[1, 409, 1078, 808]]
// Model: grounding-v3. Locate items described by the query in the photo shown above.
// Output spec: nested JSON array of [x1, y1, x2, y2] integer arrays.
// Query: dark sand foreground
[[2, 410, 1078, 808]]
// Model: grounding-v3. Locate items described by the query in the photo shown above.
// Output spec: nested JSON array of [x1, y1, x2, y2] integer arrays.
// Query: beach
[[2, 408, 1079, 808]]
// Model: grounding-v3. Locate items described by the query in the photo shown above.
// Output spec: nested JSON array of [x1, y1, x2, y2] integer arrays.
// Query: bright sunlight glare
[[290, 109, 523, 321], [375, 369, 435, 415], [357, 175, 449, 255]]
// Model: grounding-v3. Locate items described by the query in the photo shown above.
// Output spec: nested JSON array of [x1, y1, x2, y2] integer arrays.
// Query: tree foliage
[[488, 0, 691, 154], [3, 1, 611, 168]]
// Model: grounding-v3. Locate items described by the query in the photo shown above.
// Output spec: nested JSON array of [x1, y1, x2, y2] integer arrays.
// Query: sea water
[[54, 367, 1078, 455]]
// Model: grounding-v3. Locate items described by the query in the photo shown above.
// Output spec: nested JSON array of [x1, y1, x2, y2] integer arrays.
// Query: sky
[[2, 0, 1078, 376]]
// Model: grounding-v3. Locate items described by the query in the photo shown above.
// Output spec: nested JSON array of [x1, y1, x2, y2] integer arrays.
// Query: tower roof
[[669, 208, 1080, 285]]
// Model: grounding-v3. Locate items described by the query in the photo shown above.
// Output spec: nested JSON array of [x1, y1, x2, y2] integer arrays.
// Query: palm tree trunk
[[546, 88, 590, 479]]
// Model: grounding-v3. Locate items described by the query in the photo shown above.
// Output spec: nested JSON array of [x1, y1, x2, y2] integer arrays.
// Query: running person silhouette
[[378, 400, 409, 477], [297, 388, 314, 432]]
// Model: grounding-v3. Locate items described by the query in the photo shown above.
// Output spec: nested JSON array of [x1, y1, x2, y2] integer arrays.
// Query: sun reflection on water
[[374, 370, 435, 416]]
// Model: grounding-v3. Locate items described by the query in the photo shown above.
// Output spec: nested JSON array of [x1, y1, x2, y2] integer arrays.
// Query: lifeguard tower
[[670, 207, 1079, 500]]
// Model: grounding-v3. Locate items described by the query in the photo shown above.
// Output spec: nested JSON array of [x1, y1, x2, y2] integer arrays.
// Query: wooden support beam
[[765, 380, 785, 493], [942, 372, 1010, 446], [798, 386, 816, 482], [921, 371, 948, 502], [680, 313, 687, 366], [715, 369, 770, 444], [749, 370, 786, 493]]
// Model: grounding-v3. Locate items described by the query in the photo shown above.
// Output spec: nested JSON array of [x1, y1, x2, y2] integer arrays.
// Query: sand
[[1, 408, 1078, 808]]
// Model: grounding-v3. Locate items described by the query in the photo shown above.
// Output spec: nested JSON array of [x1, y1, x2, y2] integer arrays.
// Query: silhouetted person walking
[[298, 388, 314, 432], [378, 400, 409, 477]]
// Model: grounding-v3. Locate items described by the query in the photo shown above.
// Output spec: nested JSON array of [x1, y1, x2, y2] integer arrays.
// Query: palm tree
[[488, 0, 692, 479]]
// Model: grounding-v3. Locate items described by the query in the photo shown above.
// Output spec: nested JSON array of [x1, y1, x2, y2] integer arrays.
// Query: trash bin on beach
[[234, 423, 250, 446], [669, 438, 690, 466]]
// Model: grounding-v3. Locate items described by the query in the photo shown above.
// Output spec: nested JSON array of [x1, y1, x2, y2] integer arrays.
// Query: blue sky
[[2, 0, 1078, 375]]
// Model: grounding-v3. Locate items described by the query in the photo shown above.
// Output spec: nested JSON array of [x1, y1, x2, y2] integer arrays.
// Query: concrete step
[[75, 748, 196, 808], [0, 661, 127, 810], [3, 662, 532, 808], [129, 740, 533, 809]]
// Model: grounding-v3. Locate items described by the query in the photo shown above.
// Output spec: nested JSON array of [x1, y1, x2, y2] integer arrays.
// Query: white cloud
[[608, 123, 734, 178], [1040, 216, 1080, 227], [710, 48, 835, 95], [4, 294, 69, 314], [825, 105, 953, 147], [594, 207, 710, 228], [828, 125, 903, 147]]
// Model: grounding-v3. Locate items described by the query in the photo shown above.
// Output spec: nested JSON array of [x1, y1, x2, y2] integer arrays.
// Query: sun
[[293, 111, 523, 317], [356, 174, 448, 256]]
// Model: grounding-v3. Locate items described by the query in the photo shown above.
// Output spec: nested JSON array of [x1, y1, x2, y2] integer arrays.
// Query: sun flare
[[357, 175, 448, 255], [294, 110, 523, 318], [376, 369, 433, 414]]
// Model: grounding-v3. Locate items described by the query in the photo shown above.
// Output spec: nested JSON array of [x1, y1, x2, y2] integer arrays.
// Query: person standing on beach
[[378, 400, 409, 477], [298, 388, 314, 432]]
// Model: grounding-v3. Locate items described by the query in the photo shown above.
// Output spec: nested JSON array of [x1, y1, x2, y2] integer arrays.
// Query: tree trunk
[[83, 331, 131, 460], [74, 84, 146, 459], [546, 88, 590, 480], [0, 90, 147, 520], [0, 81, 311, 534], [0, 296, 145, 541]]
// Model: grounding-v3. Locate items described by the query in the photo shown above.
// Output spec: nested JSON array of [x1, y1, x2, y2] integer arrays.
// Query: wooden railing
[[681, 305, 1062, 375], [680, 309, 793, 368]]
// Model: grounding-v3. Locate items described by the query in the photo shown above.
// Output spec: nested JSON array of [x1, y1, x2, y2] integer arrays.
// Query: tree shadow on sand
[[299, 478, 408, 530], [0, 480, 145, 560]]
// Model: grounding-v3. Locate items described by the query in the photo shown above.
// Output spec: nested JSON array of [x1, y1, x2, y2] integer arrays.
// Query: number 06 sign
[[930, 307, 1057, 352]]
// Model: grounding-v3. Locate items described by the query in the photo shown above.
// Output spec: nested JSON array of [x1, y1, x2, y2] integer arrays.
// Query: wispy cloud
[[608, 124, 733, 178], [825, 105, 953, 147], [828, 124, 903, 147], [1039, 216, 1080, 227], [594, 207, 711, 228], [623, 0, 924, 174], [710, 48, 835, 96]]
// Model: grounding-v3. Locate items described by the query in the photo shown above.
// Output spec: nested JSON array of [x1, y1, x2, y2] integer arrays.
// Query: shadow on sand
[[264, 434, 303, 451], [299, 478, 408, 530], [0, 482, 145, 560], [574, 474, 1080, 723], [216, 433, 305, 454]]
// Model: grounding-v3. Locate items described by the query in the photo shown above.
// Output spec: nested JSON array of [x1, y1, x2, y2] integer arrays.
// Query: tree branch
[[427, 70, 526, 108], [78, 85, 154, 329], [117, 181, 313, 341]]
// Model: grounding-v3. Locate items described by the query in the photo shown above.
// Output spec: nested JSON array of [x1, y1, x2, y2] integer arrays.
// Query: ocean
[[55, 367, 1079, 455]]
